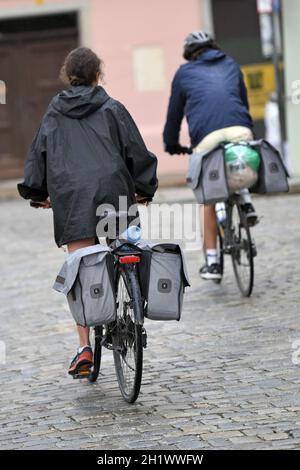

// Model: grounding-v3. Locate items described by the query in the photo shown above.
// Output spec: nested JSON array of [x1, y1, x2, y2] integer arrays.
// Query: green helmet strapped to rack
[[224, 142, 261, 172], [224, 142, 261, 192]]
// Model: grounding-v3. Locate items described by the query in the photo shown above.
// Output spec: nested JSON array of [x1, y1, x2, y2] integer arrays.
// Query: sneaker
[[241, 203, 258, 226], [199, 263, 222, 280], [68, 346, 93, 376]]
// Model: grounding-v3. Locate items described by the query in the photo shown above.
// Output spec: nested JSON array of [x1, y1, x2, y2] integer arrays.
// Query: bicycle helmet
[[183, 31, 214, 60]]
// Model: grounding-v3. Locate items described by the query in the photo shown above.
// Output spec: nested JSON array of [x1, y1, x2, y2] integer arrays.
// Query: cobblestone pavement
[[0, 194, 300, 450]]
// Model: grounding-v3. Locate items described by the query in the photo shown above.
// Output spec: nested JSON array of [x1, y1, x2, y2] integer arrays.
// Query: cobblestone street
[[0, 194, 300, 450]]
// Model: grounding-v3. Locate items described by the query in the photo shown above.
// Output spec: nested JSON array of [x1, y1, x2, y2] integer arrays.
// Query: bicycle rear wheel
[[88, 325, 103, 383], [214, 227, 224, 284], [112, 267, 143, 403], [230, 202, 254, 297]]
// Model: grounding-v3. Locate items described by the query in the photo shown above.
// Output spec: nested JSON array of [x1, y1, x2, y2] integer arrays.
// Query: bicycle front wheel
[[230, 202, 254, 297], [88, 325, 103, 383], [112, 266, 143, 403]]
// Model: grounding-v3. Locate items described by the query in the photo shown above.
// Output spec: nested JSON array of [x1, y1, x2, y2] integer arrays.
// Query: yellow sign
[[35, 0, 45, 5], [241, 62, 276, 120]]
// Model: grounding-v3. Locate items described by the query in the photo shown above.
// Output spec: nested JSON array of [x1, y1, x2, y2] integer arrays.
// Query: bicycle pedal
[[245, 215, 260, 228], [101, 339, 114, 350], [142, 327, 147, 349], [72, 370, 91, 380]]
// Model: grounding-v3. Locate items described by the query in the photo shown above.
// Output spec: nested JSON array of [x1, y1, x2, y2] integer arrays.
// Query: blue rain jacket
[[163, 49, 253, 148]]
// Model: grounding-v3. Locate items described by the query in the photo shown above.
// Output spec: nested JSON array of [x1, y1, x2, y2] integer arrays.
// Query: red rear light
[[119, 255, 140, 264]]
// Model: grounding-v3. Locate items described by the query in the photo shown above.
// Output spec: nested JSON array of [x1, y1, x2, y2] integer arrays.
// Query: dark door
[[0, 42, 20, 178], [211, 0, 285, 139], [0, 13, 78, 179]]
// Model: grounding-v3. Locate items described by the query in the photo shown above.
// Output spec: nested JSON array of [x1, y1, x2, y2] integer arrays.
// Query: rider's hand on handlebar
[[135, 194, 152, 206], [164, 143, 192, 155], [30, 198, 52, 209]]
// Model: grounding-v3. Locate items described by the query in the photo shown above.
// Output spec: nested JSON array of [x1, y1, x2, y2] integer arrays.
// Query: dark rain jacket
[[163, 49, 253, 148], [18, 86, 158, 247]]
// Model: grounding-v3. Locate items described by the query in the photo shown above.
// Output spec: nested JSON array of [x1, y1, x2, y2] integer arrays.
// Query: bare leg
[[67, 237, 97, 348], [77, 325, 91, 348], [67, 238, 96, 253], [203, 204, 217, 250]]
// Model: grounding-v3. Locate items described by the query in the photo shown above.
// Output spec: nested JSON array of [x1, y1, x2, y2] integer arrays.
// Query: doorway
[[0, 13, 78, 179]]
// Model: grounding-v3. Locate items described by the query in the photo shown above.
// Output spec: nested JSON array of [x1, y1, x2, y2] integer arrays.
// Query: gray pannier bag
[[138, 242, 190, 321], [187, 147, 230, 204], [187, 140, 289, 204], [249, 139, 289, 194], [53, 244, 116, 327]]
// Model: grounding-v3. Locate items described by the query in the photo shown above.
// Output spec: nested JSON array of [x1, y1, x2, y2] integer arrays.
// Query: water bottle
[[120, 225, 142, 244], [215, 202, 226, 227]]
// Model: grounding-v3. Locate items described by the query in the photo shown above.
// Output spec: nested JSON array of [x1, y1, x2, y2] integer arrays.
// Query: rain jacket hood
[[195, 49, 226, 63], [18, 87, 158, 247], [52, 85, 110, 119]]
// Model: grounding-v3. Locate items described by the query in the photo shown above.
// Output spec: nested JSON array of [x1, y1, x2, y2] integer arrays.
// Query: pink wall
[[90, 0, 202, 176], [1, 0, 203, 177], [0, 0, 74, 6]]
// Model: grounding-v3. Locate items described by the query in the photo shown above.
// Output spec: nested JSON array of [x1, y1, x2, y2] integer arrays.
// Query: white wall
[[282, 0, 300, 176]]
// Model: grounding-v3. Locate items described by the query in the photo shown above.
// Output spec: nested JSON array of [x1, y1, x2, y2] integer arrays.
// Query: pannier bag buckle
[[158, 278, 172, 293], [209, 170, 219, 181], [90, 283, 104, 298], [269, 162, 279, 173]]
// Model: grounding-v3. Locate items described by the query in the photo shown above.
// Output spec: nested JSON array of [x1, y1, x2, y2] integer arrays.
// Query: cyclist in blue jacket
[[163, 32, 258, 280]]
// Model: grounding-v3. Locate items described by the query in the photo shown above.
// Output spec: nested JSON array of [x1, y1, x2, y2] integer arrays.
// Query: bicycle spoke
[[88, 325, 102, 383], [112, 268, 143, 402], [230, 203, 254, 297]]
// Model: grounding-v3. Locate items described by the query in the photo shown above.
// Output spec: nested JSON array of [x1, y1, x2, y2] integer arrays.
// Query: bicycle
[[75, 209, 147, 404], [214, 193, 257, 297], [179, 143, 259, 296]]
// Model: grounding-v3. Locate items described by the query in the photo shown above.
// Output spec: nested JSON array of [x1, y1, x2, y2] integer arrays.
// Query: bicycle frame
[[216, 193, 255, 297], [220, 195, 246, 253]]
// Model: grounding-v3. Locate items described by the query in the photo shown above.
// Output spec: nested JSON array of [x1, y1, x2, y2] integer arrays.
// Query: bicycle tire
[[214, 227, 224, 285], [88, 325, 103, 383], [230, 202, 254, 297], [112, 266, 143, 403]]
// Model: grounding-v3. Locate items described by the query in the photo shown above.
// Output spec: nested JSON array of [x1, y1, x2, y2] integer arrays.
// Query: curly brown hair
[[60, 47, 104, 86]]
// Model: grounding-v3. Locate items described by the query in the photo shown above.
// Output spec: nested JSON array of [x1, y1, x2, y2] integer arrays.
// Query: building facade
[[0, 0, 298, 180], [282, 0, 300, 176], [0, 0, 202, 179]]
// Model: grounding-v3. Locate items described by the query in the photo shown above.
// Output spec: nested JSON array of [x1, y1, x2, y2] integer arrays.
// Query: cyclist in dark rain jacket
[[18, 47, 158, 375]]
